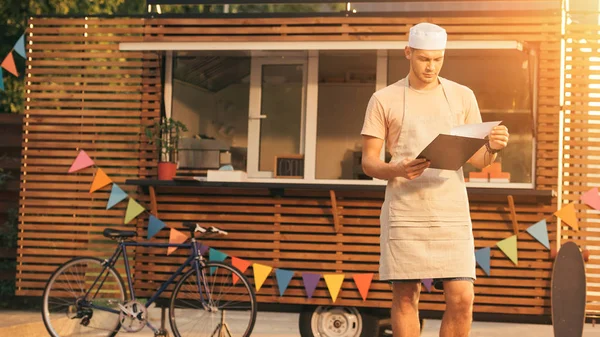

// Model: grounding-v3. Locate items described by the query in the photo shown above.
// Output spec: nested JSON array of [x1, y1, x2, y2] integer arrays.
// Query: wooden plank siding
[[16, 18, 161, 296], [561, 22, 600, 318], [16, 12, 562, 319]]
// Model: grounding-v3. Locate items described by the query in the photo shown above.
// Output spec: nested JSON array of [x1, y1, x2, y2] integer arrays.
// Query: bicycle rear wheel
[[42, 257, 126, 337], [169, 261, 257, 337]]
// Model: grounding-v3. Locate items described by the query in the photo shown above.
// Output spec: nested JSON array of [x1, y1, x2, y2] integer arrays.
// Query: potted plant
[[145, 116, 188, 180]]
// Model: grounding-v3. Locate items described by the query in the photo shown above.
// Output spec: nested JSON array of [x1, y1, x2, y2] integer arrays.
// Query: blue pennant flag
[[106, 183, 128, 209], [475, 247, 491, 276], [526, 219, 550, 250], [0, 69, 4, 91], [275, 269, 294, 296], [147, 215, 166, 240], [209, 248, 228, 274], [13, 34, 26, 59]]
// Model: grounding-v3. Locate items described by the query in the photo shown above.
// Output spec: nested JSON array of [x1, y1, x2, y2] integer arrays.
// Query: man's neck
[[408, 72, 440, 91]]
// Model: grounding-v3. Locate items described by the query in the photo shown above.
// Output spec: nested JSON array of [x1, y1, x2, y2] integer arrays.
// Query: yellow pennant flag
[[124, 198, 145, 224], [324, 274, 345, 302], [89, 168, 112, 193], [497, 235, 518, 265], [253, 263, 272, 292], [554, 202, 579, 231]]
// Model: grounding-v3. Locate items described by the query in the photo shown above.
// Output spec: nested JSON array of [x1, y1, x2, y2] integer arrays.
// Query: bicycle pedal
[[154, 329, 169, 337]]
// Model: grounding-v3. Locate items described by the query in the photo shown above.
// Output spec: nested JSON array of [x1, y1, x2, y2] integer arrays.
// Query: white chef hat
[[408, 22, 447, 50]]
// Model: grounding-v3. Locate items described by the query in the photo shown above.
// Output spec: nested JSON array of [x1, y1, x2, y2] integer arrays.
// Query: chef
[[360, 22, 510, 337]]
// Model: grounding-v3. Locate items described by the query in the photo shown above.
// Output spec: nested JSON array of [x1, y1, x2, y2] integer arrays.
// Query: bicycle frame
[[84, 236, 209, 332]]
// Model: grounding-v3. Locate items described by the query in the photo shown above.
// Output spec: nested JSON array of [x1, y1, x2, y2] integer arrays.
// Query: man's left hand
[[488, 125, 509, 150]]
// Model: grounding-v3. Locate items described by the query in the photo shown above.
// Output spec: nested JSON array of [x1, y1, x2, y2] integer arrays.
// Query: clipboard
[[416, 134, 487, 170]]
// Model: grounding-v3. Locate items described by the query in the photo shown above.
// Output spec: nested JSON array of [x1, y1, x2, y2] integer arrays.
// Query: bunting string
[[68, 149, 594, 302]]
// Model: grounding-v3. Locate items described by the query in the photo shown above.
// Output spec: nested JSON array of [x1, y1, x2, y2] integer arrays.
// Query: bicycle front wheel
[[42, 257, 126, 337], [169, 261, 257, 337]]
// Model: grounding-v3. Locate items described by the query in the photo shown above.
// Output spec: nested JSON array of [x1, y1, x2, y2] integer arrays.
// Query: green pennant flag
[[124, 198, 145, 224], [497, 235, 518, 265]]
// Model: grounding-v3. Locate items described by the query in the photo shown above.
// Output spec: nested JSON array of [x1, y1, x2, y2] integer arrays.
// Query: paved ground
[[3, 309, 600, 336]]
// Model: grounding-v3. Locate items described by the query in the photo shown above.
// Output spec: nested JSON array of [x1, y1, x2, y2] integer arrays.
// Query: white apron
[[378, 77, 476, 281]]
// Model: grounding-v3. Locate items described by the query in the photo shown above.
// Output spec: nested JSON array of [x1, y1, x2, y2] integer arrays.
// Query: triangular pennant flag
[[0, 69, 4, 91], [209, 248, 228, 275], [124, 198, 145, 224], [324, 274, 345, 302], [231, 257, 252, 285], [106, 184, 128, 209], [198, 243, 209, 255], [475, 247, 491, 276], [554, 202, 579, 231], [302, 272, 321, 299], [253, 263, 273, 292], [581, 187, 600, 211], [1, 52, 18, 77], [68, 150, 94, 173], [352, 273, 373, 301], [167, 228, 189, 255], [526, 219, 550, 250], [13, 34, 26, 59], [422, 278, 433, 293], [90, 168, 112, 193], [147, 215, 166, 240], [497, 235, 518, 265], [275, 269, 294, 296]]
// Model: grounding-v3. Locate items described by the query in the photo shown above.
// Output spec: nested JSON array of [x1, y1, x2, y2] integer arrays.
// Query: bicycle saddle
[[103, 228, 136, 239]]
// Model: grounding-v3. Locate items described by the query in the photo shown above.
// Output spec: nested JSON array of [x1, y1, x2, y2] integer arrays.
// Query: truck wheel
[[299, 306, 379, 337]]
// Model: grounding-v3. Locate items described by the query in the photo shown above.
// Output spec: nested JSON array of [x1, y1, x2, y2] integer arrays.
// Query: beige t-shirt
[[361, 77, 482, 154]]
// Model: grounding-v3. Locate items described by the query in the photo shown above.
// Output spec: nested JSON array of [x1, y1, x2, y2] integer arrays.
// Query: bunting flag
[[526, 219, 550, 249], [13, 34, 26, 59], [253, 263, 272, 292], [1, 52, 18, 77], [554, 202, 579, 231], [124, 198, 145, 224], [68, 150, 94, 173], [581, 187, 600, 211], [497, 235, 518, 265], [198, 243, 209, 255], [422, 278, 433, 293], [275, 269, 294, 296], [352, 273, 373, 301], [302, 272, 321, 299], [231, 257, 252, 285], [209, 248, 228, 274], [0, 69, 4, 91], [324, 274, 345, 302], [147, 215, 166, 240], [167, 228, 189, 255], [475, 247, 491, 276], [89, 168, 112, 193], [106, 184, 128, 209]]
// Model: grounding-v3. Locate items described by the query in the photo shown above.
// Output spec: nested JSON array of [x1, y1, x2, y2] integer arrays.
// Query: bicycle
[[41, 222, 257, 337]]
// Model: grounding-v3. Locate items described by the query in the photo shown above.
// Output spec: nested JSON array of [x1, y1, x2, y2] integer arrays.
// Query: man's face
[[405, 47, 445, 84]]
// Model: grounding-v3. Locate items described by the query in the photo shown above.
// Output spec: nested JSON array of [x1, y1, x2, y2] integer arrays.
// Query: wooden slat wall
[[16, 12, 562, 319], [562, 21, 600, 318], [132, 15, 562, 317], [16, 18, 161, 296]]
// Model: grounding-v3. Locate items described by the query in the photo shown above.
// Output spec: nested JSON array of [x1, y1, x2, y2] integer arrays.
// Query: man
[[360, 22, 510, 337]]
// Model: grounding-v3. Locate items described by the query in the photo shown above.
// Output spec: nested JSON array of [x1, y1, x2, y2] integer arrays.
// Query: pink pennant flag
[[68, 150, 94, 173], [1, 51, 18, 77], [581, 187, 600, 211], [422, 278, 433, 293]]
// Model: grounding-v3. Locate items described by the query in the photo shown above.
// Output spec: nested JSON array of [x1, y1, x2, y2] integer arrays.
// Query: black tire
[[169, 261, 257, 337], [299, 306, 380, 337], [42, 257, 127, 337]]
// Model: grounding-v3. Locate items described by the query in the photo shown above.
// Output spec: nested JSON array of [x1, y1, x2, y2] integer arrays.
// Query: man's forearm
[[468, 146, 497, 170], [362, 156, 398, 180]]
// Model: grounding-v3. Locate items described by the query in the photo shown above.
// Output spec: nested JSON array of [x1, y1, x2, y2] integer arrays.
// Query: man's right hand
[[394, 158, 430, 180]]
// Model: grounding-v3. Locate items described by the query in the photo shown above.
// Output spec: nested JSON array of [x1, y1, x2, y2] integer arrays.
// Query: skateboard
[[551, 241, 587, 337]]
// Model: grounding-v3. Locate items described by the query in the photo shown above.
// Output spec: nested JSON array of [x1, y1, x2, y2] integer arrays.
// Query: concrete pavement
[[3, 309, 600, 336]]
